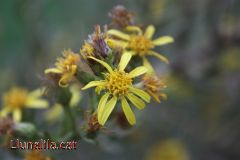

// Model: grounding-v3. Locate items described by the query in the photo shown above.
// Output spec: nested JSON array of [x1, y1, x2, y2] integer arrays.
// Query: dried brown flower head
[[86, 113, 101, 133], [142, 74, 167, 103], [81, 25, 110, 60], [109, 5, 134, 28], [0, 117, 14, 136]]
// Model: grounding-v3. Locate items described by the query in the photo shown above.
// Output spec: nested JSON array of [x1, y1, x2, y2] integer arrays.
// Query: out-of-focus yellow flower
[[25, 149, 51, 160], [107, 25, 174, 72], [0, 87, 48, 122], [148, 0, 166, 22], [45, 84, 82, 122], [145, 139, 190, 160], [142, 74, 167, 103], [167, 75, 193, 99], [45, 49, 80, 87], [219, 47, 240, 71], [82, 52, 151, 126]]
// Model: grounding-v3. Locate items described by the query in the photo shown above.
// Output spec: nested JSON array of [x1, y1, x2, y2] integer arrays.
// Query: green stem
[[89, 90, 97, 111], [63, 105, 77, 133]]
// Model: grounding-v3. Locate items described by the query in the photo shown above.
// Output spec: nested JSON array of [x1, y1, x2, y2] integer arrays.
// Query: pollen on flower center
[[56, 50, 80, 73], [129, 35, 154, 56], [81, 43, 95, 58], [3, 88, 28, 109], [105, 70, 132, 96]]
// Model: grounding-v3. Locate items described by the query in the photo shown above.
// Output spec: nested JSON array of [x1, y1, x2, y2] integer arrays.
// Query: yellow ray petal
[[149, 91, 161, 103], [28, 88, 45, 98], [60, 65, 77, 87], [45, 103, 63, 122], [44, 68, 62, 74], [88, 56, 113, 73], [118, 52, 132, 71], [82, 81, 106, 90], [97, 93, 110, 121], [128, 66, 147, 78], [143, 57, 155, 74], [0, 108, 10, 117], [126, 50, 137, 56], [69, 85, 82, 107], [144, 25, 155, 39], [121, 97, 136, 125], [159, 93, 168, 100], [107, 38, 128, 48], [127, 93, 145, 110], [26, 98, 48, 108], [152, 36, 174, 46], [129, 87, 151, 103], [149, 51, 169, 64], [99, 96, 117, 125], [13, 108, 22, 122], [126, 26, 143, 35], [58, 72, 75, 87], [107, 29, 130, 40]]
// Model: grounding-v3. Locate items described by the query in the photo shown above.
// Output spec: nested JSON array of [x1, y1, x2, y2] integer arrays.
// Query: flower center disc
[[3, 88, 28, 109], [129, 36, 154, 56], [106, 70, 132, 97]]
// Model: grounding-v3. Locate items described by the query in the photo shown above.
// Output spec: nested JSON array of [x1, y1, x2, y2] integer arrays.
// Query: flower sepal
[[75, 71, 96, 84]]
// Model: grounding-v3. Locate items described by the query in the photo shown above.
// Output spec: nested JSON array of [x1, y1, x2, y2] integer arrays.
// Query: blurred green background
[[0, 0, 240, 159]]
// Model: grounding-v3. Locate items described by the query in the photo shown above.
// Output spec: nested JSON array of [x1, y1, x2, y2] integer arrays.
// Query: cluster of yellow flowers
[[0, 5, 173, 127]]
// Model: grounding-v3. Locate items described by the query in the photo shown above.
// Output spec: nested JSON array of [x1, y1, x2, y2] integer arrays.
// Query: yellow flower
[[142, 74, 167, 103], [107, 25, 174, 73], [45, 49, 80, 87], [82, 52, 151, 126], [145, 139, 190, 160], [0, 87, 48, 122], [219, 47, 240, 71]]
